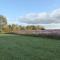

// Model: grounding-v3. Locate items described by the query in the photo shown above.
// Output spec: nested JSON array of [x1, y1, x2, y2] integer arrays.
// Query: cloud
[[40, 23, 60, 29], [19, 8, 60, 24]]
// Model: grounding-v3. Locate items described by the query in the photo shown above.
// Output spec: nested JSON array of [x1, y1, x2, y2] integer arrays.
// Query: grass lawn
[[0, 34, 60, 60]]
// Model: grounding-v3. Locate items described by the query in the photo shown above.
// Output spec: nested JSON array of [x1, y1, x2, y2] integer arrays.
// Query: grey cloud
[[19, 8, 60, 24]]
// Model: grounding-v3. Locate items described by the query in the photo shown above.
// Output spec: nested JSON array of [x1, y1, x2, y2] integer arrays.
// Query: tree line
[[0, 15, 45, 33]]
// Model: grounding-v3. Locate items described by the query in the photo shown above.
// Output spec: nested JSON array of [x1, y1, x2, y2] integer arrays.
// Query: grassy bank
[[0, 34, 60, 60]]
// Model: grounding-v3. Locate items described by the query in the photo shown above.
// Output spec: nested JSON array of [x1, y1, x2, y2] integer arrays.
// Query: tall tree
[[0, 15, 7, 32], [12, 24, 20, 32]]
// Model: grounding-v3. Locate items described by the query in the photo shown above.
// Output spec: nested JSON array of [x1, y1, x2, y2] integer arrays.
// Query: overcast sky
[[0, 0, 60, 29]]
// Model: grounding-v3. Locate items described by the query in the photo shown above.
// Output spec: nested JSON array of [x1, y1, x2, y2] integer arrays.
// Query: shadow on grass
[[4, 32, 60, 40]]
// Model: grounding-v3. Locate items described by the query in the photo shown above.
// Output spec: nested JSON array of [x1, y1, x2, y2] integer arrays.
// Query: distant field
[[0, 34, 60, 60]]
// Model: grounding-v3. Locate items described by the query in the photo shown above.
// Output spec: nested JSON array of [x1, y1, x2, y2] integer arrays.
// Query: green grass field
[[0, 34, 60, 60]]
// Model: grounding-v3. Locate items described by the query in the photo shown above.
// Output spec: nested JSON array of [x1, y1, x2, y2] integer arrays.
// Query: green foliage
[[0, 15, 45, 33], [19, 26, 25, 30], [0, 15, 7, 25], [0, 15, 7, 32], [19, 25, 45, 30]]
